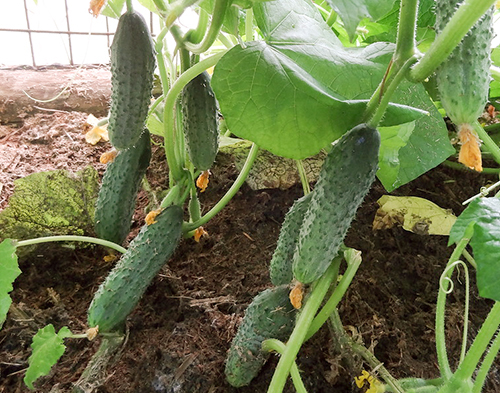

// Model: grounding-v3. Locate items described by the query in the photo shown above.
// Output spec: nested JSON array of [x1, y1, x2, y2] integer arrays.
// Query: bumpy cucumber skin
[[181, 71, 219, 171], [435, 1, 493, 125], [269, 193, 312, 286], [88, 205, 183, 332], [95, 130, 151, 245], [225, 285, 296, 387], [108, 10, 156, 150], [292, 125, 380, 284]]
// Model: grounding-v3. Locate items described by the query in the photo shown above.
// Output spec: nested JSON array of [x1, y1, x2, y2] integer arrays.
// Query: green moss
[[0, 166, 99, 241]]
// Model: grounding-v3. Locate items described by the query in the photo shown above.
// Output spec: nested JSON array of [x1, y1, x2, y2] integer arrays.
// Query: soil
[[1, 111, 500, 393]]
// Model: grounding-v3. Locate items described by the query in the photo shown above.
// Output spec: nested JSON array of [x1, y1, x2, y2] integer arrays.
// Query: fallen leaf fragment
[[457, 123, 482, 172], [373, 195, 456, 236]]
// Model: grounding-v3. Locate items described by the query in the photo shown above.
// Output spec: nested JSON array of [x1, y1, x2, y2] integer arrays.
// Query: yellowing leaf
[[374, 195, 456, 236]]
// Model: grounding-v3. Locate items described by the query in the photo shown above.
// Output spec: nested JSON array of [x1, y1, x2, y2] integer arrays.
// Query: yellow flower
[[355, 370, 385, 393]]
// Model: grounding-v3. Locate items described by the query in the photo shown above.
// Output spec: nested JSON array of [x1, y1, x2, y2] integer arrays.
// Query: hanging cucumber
[[269, 193, 312, 286], [108, 10, 156, 150], [435, 1, 494, 171], [181, 71, 219, 171], [225, 285, 297, 387], [95, 130, 151, 245], [292, 124, 380, 284], [88, 205, 183, 333]]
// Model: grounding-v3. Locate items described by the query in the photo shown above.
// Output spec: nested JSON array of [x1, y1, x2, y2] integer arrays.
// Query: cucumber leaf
[[24, 324, 72, 390], [325, 0, 396, 41], [377, 81, 454, 191], [449, 198, 500, 301], [101, 0, 126, 18], [0, 239, 20, 328], [212, 0, 427, 159]]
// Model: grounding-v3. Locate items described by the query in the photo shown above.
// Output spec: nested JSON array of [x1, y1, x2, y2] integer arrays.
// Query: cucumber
[[225, 285, 296, 387], [95, 130, 151, 245], [88, 205, 183, 333], [292, 124, 380, 284], [108, 10, 156, 150], [269, 193, 312, 286], [435, 1, 493, 126], [181, 71, 219, 171]]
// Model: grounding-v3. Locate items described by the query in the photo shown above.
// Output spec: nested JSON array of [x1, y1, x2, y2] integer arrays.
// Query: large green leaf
[[449, 198, 500, 301], [325, 0, 396, 41], [0, 239, 20, 328], [377, 81, 454, 191], [212, 0, 426, 159], [24, 324, 72, 390]]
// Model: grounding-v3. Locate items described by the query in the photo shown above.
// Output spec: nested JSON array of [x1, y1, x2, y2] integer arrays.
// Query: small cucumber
[[88, 205, 183, 332], [108, 10, 156, 150], [225, 285, 296, 387], [292, 124, 380, 284], [95, 130, 151, 245], [269, 193, 312, 286], [181, 71, 219, 171]]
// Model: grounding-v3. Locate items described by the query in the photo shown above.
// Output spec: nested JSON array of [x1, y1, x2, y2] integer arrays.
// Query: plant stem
[[17, 236, 127, 254], [435, 229, 474, 379], [472, 326, 500, 393], [183, 143, 259, 231], [125, 0, 133, 12], [183, 0, 231, 54], [295, 160, 311, 195], [245, 8, 254, 41], [162, 51, 226, 183], [472, 120, 500, 166], [439, 302, 500, 393], [261, 339, 307, 393], [266, 259, 340, 393], [394, 0, 418, 65], [442, 160, 500, 175], [409, 0, 496, 82], [305, 249, 361, 341]]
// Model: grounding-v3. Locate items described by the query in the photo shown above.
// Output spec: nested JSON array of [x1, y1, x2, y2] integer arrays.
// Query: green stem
[[436, 228, 474, 379], [266, 259, 340, 393], [409, 0, 496, 82], [188, 7, 209, 44], [261, 339, 307, 393], [393, 0, 418, 65], [245, 8, 254, 41], [365, 56, 418, 128], [295, 160, 311, 195], [305, 249, 361, 341], [439, 302, 500, 393], [472, 326, 500, 393], [442, 160, 500, 175], [164, 0, 200, 29], [162, 52, 226, 183], [183, 0, 231, 54], [125, 0, 133, 12], [183, 143, 259, 232], [17, 236, 127, 254], [325, 10, 337, 28], [472, 120, 500, 166]]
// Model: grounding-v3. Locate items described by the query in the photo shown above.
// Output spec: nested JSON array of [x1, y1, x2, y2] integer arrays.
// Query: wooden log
[[0, 66, 111, 124]]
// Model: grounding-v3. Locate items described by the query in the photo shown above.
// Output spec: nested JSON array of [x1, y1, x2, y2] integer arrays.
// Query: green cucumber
[[108, 10, 156, 150], [292, 124, 380, 284], [95, 130, 151, 245], [88, 205, 183, 333], [181, 71, 219, 171], [269, 193, 312, 286], [225, 285, 296, 387], [435, 1, 493, 126]]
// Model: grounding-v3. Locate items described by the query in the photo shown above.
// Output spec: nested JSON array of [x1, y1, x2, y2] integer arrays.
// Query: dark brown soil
[[1, 111, 499, 393]]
